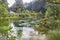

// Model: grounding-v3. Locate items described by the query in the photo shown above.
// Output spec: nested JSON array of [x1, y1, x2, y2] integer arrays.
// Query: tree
[[0, 0, 11, 32], [32, 0, 60, 34]]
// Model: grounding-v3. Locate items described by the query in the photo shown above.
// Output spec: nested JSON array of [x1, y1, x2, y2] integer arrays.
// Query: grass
[[47, 30, 60, 40]]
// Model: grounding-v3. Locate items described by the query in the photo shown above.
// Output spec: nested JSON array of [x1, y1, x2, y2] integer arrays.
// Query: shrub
[[47, 30, 60, 40]]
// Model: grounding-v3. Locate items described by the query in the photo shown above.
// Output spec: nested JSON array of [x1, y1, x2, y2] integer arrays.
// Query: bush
[[47, 30, 60, 40]]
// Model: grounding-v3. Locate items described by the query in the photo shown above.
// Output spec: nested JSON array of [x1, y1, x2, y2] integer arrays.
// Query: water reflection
[[0, 23, 46, 40], [10, 23, 46, 40], [10, 23, 38, 40]]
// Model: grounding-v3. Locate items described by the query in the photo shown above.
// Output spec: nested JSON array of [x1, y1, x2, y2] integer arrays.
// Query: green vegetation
[[47, 30, 60, 40], [0, 0, 15, 40], [46, 0, 60, 40], [0, 0, 12, 32], [0, 0, 60, 40], [13, 0, 60, 34]]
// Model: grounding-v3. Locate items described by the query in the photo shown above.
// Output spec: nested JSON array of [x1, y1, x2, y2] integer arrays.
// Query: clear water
[[10, 23, 38, 40], [0, 23, 46, 40]]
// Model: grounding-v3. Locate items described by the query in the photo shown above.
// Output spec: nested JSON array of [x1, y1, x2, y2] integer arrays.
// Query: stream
[[9, 23, 46, 40], [0, 23, 46, 40]]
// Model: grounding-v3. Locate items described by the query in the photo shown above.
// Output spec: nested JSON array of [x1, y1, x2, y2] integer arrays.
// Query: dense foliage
[[14, 0, 60, 34], [0, 0, 60, 40], [47, 30, 60, 40], [0, 0, 12, 32]]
